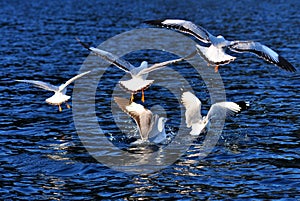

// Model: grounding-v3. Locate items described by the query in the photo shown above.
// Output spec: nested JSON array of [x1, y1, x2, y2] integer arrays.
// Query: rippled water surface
[[1, 0, 300, 200]]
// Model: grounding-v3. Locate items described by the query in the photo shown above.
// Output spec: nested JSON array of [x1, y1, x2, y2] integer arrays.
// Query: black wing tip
[[278, 56, 296, 72], [75, 37, 91, 51], [235, 101, 250, 111], [143, 19, 166, 26]]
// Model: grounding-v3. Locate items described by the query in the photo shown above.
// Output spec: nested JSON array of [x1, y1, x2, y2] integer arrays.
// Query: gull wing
[[229, 41, 296, 72], [144, 19, 211, 43], [148, 115, 167, 144], [181, 91, 202, 128], [114, 97, 132, 113], [137, 50, 197, 76], [77, 38, 135, 73], [114, 97, 153, 141], [206, 102, 241, 121], [59, 71, 90, 92], [16, 80, 59, 92]]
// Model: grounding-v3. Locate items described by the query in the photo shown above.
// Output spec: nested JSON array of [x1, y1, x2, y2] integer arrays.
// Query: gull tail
[[119, 79, 154, 93]]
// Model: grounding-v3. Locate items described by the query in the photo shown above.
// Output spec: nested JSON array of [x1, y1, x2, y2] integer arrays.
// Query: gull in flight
[[16, 71, 90, 112], [114, 97, 167, 144], [181, 91, 248, 135], [77, 38, 195, 102], [145, 19, 296, 72]]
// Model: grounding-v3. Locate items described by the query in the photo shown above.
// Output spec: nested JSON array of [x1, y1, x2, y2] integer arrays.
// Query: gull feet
[[141, 89, 145, 103], [58, 105, 62, 112], [130, 94, 134, 103], [214, 65, 219, 72]]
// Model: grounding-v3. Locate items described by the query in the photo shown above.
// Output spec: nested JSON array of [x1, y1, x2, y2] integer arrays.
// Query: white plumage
[[145, 19, 296, 72], [181, 91, 242, 135], [77, 38, 195, 102], [114, 97, 167, 144], [16, 71, 90, 112]]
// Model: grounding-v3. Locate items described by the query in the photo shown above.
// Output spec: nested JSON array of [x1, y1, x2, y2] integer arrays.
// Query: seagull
[[145, 19, 296, 72], [181, 91, 248, 135], [114, 97, 167, 144], [77, 38, 196, 102], [16, 71, 90, 112]]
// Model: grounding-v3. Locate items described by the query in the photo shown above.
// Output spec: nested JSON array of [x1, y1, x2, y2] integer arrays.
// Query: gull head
[[131, 61, 149, 77], [215, 35, 227, 45], [139, 61, 148, 68], [58, 85, 67, 94]]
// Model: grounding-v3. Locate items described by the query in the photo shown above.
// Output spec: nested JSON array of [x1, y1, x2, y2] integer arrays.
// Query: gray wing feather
[[138, 50, 197, 76], [144, 19, 211, 43], [89, 47, 135, 73], [77, 38, 135, 72], [16, 80, 59, 92], [229, 41, 296, 72], [114, 97, 152, 140]]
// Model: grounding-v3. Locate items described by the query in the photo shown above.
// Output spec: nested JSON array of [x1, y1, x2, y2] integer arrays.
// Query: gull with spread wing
[[114, 97, 167, 144], [181, 91, 248, 135], [77, 38, 196, 102], [16, 71, 90, 112], [145, 19, 296, 72]]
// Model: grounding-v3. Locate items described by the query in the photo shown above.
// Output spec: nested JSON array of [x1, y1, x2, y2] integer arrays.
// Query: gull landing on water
[[16, 71, 90, 112], [114, 97, 167, 144], [181, 91, 249, 135], [145, 19, 296, 73], [77, 38, 196, 102]]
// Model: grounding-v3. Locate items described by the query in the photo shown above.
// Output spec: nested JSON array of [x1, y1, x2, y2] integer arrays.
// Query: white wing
[[144, 19, 212, 43], [77, 38, 135, 73], [206, 102, 241, 121], [59, 71, 90, 92], [137, 50, 197, 76], [181, 91, 202, 127], [16, 80, 59, 92], [229, 41, 296, 72]]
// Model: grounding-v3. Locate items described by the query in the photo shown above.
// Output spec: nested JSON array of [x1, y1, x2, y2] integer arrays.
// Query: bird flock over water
[[16, 19, 296, 145]]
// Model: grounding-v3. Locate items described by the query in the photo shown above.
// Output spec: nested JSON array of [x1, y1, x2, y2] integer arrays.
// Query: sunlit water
[[1, 0, 299, 200]]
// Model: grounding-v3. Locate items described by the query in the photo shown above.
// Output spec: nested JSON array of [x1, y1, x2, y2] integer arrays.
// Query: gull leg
[[141, 89, 145, 103], [58, 104, 62, 112], [66, 102, 71, 109], [214, 65, 219, 72], [130, 93, 134, 103]]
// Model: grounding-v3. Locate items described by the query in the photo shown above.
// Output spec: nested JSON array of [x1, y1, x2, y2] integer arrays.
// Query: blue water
[[1, 0, 300, 200]]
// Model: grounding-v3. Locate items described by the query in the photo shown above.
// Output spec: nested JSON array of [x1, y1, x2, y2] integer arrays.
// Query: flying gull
[[181, 91, 248, 135], [145, 19, 296, 72], [16, 71, 90, 112], [77, 38, 196, 102], [114, 97, 167, 144]]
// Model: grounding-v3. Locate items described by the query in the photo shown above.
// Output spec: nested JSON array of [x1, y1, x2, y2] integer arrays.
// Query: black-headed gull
[[145, 19, 296, 72], [16, 71, 90, 112], [114, 97, 167, 144], [77, 38, 195, 102], [181, 91, 248, 135]]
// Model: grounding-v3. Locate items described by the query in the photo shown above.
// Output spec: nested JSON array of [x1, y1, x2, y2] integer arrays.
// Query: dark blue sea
[[1, 0, 299, 200]]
